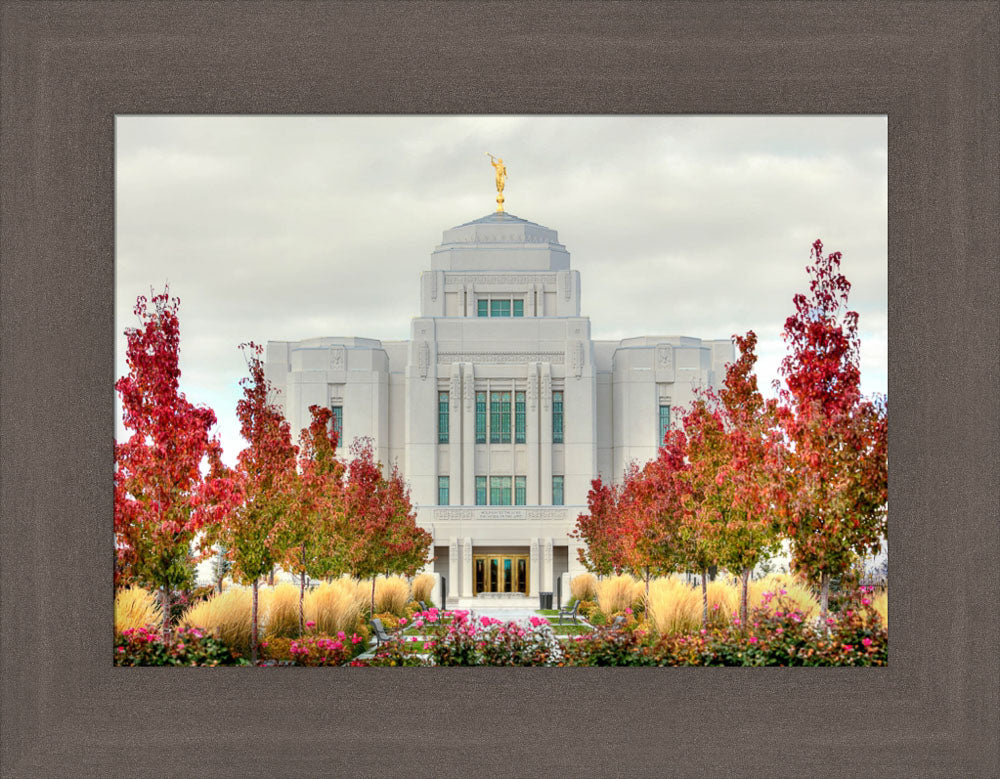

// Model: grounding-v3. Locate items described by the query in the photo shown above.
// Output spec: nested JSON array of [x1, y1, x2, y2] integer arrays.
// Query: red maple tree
[[218, 342, 298, 662], [286, 404, 348, 634], [776, 240, 888, 619], [340, 438, 432, 614], [114, 289, 228, 636], [682, 332, 783, 624]]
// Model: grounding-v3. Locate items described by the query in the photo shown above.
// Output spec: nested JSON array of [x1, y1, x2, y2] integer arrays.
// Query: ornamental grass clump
[[179, 586, 255, 654], [261, 582, 300, 639], [305, 578, 366, 636], [114, 586, 163, 635], [595, 574, 642, 616], [749, 574, 819, 620], [373, 575, 411, 616], [705, 580, 738, 625], [411, 573, 435, 604], [646, 577, 701, 636], [570, 573, 598, 602]]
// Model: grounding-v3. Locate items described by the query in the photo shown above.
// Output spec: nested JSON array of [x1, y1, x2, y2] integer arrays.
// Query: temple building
[[265, 191, 733, 606]]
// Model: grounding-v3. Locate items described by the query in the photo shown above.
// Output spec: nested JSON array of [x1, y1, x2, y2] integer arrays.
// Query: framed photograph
[[3, 2, 996, 776]]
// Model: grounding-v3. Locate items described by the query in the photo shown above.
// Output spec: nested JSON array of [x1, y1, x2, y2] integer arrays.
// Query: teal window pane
[[659, 404, 671, 446], [514, 391, 526, 443], [490, 299, 511, 317], [552, 391, 563, 444], [475, 391, 487, 444], [475, 476, 487, 506], [331, 405, 343, 444], [490, 476, 512, 506], [438, 391, 449, 444], [552, 475, 564, 506], [513, 299, 524, 317], [489, 391, 511, 444], [438, 476, 449, 506], [477, 299, 488, 317], [515, 475, 526, 506]]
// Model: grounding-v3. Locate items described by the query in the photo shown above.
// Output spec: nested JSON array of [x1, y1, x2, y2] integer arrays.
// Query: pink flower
[[176, 643, 185, 651], [700, 629, 707, 635], [306, 621, 316, 629], [351, 634, 362, 644], [843, 644, 854, 652], [862, 637, 873, 648], [624, 607, 633, 615], [749, 636, 758, 644], [117, 646, 125, 653], [415, 619, 425, 628], [862, 598, 871, 606], [337, 631, 346, 640], [775, 627, 783, 635], [398, 617, 407, 626]]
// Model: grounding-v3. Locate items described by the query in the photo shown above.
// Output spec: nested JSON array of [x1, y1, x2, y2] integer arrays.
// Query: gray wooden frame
[[2, 2, 997, 776]]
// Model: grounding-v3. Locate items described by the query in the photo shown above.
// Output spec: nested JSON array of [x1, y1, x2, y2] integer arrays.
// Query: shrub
[[422, 611, 563, 667], [373, 576, 411, 616], [261, 582, 301, 639], [305, 578, 366, 636], [288, 633, 366, 666], [870, 589, 888, 626], [562, 590, 887, 667], [115, 626, 248, 666], [595, 574, 642, 615], [570, 573, 598, 602], [115, 586, 162, 635], [646, 577, 701, 636], [411, 573, 435, 604], [373, 611, 402, 631], [577, 599, 598, 620], [180, 586, 255, 654]]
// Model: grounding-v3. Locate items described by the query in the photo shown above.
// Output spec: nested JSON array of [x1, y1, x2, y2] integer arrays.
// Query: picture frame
[[2, 2, 996, 776]]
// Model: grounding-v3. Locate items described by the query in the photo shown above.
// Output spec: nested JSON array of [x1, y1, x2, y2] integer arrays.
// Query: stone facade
[[265, 211, 732, 604]]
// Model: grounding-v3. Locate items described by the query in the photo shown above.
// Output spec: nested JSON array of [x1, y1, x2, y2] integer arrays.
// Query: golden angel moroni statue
[[486, 153, 507, 212]]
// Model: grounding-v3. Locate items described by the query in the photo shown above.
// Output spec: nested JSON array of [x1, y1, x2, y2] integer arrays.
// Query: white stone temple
[[265, 208, 733, 606]]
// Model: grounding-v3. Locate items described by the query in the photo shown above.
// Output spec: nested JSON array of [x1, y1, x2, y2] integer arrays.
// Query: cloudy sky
[[116, 116, 887, 466]]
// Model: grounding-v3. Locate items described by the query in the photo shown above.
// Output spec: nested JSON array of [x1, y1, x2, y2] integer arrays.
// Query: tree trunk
[[820, 571, 831, 625], [299, 545, 306, 637], [700, 569, 708, 626], [370, 578, 377, 617], [644, 569, 651, 600], [251, 579, 259, 664], [740, 568, 751, 625], [161, 586, 171, 641]]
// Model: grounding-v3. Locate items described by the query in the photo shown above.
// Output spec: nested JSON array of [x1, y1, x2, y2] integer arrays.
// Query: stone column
[[462, 363, 475, 505], [540, 362, 553, 504], [448, 538, 458, 604], [460, 537, 473, 598], [529, 538, 540, 597], [526, 362, 540, 504], [543, 537, 554, 593]]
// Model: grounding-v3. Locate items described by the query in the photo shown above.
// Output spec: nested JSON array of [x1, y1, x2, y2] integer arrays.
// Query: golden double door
[[473, 554, 529, 596]]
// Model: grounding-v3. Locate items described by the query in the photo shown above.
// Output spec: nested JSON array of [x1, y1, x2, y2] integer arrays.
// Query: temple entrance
[[473, 554, 529, 596]]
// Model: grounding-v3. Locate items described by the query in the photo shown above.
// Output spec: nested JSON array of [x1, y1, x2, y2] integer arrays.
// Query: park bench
[[557, 599, 582, 625], [370, 618, 398, 649]]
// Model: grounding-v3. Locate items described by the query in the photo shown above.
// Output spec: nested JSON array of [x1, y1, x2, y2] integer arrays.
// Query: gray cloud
[[116, 116, 887, 464]]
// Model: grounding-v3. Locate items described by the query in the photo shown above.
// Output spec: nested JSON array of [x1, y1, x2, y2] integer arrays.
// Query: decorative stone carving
[[543, 539, 553, 564], [330, 346, 345, 370], [464, 366, 474, 411], [450, 372, 460, 410], [444, 273, 557, 287], [568, 341, 583, 379], [431, 507, 568, 521], [429, 272, 438, 302], [527, 370, 538, 411], [438, 352, 565, 364], [656, 344, 673, 369], [417, 342, 430, 379], [562, 270, 572, 300], [542, 372, 551, 411]]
